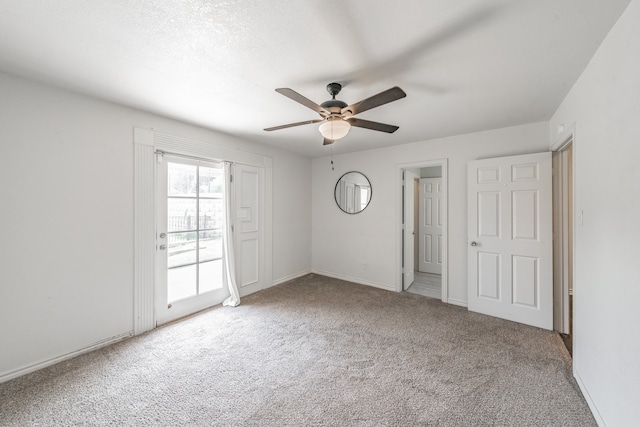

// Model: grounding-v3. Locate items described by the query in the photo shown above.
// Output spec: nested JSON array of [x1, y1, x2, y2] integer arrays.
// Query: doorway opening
[[397, 159, 448, 302], [553, 137, 574, 354]]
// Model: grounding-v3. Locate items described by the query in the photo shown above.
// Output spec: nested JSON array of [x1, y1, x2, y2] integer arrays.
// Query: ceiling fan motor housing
[[326, 82, 343, 98], [320, 99, 348, 114], [322, 83, 349, 116]]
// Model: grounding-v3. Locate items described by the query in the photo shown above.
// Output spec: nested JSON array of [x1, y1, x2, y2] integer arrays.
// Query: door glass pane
[[168, 163, 197, 196], [200, 259, 224, 293], [164, 160, 225, 307], [168, 264, 197, 302], [168, 232, 197, 268], [199, 166, 223, 198], [168, 198, 197, 232], [199, 230, 222, 262], [199, 199, 223, 230]]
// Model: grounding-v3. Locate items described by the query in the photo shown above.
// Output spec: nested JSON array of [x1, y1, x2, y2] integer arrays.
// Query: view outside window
[[166, 162, 224, 303]]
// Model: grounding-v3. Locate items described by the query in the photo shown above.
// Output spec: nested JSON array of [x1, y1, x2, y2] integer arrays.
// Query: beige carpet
[[0, 274, 595, 426]]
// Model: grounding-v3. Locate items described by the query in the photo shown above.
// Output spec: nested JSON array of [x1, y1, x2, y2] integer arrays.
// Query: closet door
[[419, 178, 443, 274]]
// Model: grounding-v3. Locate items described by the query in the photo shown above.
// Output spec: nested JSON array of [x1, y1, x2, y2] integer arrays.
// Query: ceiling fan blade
[[323, 138, 335, 146], [264, 119, 323, 132], [275, 88, 329, 116], [347, 117, 399, 133], [342, 87, 406, 116]]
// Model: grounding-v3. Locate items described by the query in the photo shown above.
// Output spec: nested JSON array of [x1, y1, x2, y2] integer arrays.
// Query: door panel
[[477, 251, 500, 300], [468, 152, 552, 330], [234, 164, 265, 297], [403, 170, 418, 289], [240, 238, 259, 286], [512, 255, 538, 307], [419, 178, 443, 274], [478, 192, 500, 237], [512, 190, 538, 239]]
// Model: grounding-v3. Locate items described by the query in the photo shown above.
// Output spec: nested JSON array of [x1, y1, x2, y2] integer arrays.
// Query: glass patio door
[[156, 155, 229, 325]]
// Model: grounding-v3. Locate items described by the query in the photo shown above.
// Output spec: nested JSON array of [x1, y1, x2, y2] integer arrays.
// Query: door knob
[[159, 233, 166, 239], [159, 244, 167, 250], [470, 241, 477, 247]]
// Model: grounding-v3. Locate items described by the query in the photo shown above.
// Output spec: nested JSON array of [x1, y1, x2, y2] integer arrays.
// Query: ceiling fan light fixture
[[319, 117, 350, 141]]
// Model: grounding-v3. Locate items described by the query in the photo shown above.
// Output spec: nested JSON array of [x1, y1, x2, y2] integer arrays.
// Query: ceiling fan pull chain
[[331, 145, 335, 171]]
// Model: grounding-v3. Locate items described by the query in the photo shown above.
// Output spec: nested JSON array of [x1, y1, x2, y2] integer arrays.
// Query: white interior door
[[467, 152, 553, 330], [234, 163, 265, 297], [156, 156, 229, 325], [419, 178, 443, 274], [403, 170, 418, 290]]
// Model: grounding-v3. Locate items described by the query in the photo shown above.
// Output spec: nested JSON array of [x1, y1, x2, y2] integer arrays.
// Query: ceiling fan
[[264, 83, 406, 145]]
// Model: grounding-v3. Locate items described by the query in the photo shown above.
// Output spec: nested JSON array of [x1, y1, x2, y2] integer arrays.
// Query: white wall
[[272, 150, 312, 283], [0, 72, 311, 379], [420, 166, 442, 178], [312, 122, 548, 304], [549, 1, 639, 424]]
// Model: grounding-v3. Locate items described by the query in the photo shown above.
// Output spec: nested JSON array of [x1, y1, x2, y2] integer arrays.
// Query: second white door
[[467, 152, 553, 330], [419, 178, 443, 274], [233, 163, 266, 297]]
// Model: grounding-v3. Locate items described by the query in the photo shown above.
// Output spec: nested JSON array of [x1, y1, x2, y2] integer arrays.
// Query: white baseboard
[[574, 365, 606, 426], [447, 298, 468, 308], [311, 269, 395, 292], [271, 269, 312, 287], [0, 331, 133, 384]]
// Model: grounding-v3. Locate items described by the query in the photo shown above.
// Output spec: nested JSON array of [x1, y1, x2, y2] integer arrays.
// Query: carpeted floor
[[0, 274, 595, 426]]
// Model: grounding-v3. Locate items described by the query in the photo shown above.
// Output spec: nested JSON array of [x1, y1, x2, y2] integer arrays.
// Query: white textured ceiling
[[0, 1, 631, 157]]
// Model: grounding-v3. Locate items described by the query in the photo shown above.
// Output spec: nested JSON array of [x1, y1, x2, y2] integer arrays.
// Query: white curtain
[[222, 161, 240, 307]]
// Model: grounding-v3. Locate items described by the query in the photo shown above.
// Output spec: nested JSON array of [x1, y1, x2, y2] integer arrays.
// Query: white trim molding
[[447, 298, 468, 308], [574, 367, 606, 426], [0, 332, 132, 384], [271, 269, 313, 287], [311, 269, 396, 292], [134, 129, 156, 335], [550, 122, 576, 152]]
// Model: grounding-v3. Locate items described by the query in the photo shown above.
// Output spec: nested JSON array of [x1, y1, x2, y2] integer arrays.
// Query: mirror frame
[[334, 171, 372, 214]]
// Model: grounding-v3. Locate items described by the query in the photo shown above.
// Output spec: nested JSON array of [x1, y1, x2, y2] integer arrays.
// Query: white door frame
[[133, 128, 273, 335], [551, 126, 577, 335], [396, 159, 448, 303]]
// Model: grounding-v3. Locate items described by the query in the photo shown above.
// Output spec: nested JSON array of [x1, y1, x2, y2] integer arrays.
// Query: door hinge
[[230, 174, 233, 183]]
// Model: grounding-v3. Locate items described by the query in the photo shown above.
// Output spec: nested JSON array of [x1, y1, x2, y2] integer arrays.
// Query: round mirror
[[334, 171, 372, 214]]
